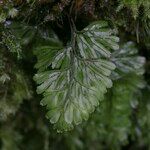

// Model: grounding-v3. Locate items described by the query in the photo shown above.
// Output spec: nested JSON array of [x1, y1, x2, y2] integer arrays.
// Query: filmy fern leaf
[[34, 21, 119, 132], [111, 42, 145, 79]]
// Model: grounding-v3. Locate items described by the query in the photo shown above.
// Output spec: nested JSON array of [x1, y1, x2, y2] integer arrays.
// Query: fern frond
[[34, 21, 119, 132], [111, 41, 145, 79]]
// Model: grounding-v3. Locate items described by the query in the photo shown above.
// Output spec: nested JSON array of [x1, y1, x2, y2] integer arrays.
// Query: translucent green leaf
[[34, 21, 119, 132], [111, 42, 145, 78]]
